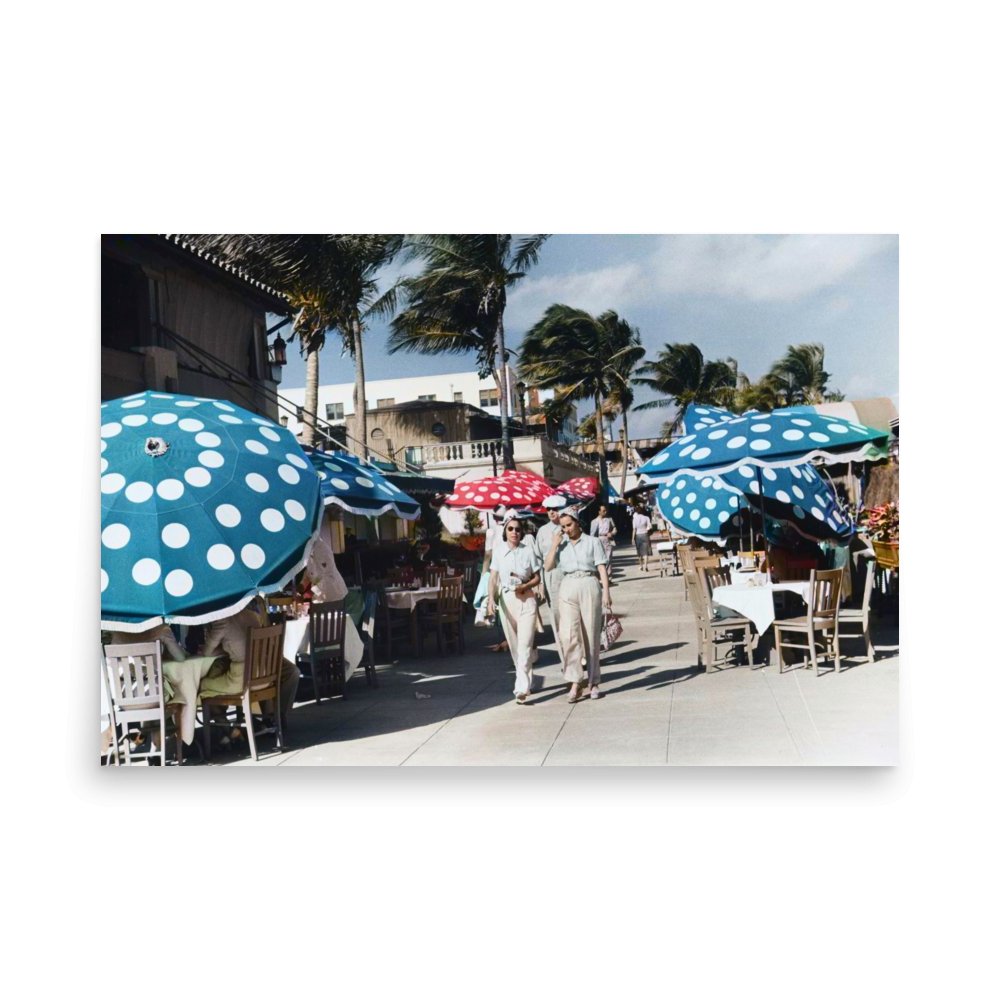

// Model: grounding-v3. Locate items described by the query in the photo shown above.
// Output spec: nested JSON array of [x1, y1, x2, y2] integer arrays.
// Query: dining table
[[711, 577, 813, 634], [383, 585, 447, 613]]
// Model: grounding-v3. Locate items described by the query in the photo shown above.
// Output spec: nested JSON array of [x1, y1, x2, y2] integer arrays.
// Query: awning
[[377, 466, 456, 496]]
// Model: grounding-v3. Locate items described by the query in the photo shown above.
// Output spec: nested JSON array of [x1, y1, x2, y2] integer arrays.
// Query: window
[[431, 422, 446, 438], [480, 388, 500, 407], [418, 394, 437, 401], [376, 397, 395, 408], [325, 402, 345, 421], [101, 255, 152, 351], [453, 391, 464, 403], [371, 427, 385, 439]]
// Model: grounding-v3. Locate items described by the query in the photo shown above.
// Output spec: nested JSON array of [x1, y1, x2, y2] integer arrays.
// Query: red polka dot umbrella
[[443, 469, 557, 512], [559, 476, 598, 500]]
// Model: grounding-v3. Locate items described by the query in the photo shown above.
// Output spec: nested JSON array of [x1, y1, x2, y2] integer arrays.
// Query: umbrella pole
[[756, 466, 772, 578]]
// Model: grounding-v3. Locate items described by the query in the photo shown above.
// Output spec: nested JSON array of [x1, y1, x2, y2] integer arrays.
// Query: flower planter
[[458, 535, 485, 552], [872, 540, 899, 570]]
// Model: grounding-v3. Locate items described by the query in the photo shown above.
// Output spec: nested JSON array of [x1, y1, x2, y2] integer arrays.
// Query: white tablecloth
[[712, 581, 812, 633], [282, 616, 364, 682], [384, 586, 442, 612], [162, 655, 228, 745]]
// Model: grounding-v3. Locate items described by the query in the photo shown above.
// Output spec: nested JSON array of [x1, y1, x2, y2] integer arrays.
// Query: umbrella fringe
[[322, 497, 420, 520]]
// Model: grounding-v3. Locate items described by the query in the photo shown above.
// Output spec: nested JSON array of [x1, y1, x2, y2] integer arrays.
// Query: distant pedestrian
[[632, 506, 652, 571], [590, 504, 617, 574], [546, 507, 612, 702], [486, 514, 542, 705]]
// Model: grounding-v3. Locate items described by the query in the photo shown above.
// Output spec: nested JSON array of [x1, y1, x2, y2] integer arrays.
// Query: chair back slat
[[103, 642, 164, 712], [245, 623, 284, 692], [809, 569, 843, 623], [437, 576, 464, 616], [310, 600, 347, 654], [699, 563, 732, 602]]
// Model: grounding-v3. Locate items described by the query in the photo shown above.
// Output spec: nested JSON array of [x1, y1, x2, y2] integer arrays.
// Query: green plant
[[463, 508, 482, 534]]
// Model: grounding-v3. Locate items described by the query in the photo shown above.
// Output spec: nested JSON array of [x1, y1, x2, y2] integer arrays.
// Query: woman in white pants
[[486, 516, 542, 705], [545, 508, 612, 702]]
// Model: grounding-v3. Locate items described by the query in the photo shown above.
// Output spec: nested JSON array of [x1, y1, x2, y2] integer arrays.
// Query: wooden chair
[[838, 557, 876, 664], [461, 562, 480, 612], [378, 585, 414, 661], [417, 576, 465, 656], [774, 569, 843, 676], [305, 600, 347, 702], [681, 548, 721, 602], [738, 549, 767, 571], [655, 539, 679, 577], [201, 623, 285, 761], [103, 641, 184, 765], [423, 565, 445, 589], [693, 565, 756, 671]]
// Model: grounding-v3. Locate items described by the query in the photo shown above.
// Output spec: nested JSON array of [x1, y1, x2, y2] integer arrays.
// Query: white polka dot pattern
[[639, 404, 888, 483], [649, 443, 855, 542], [307, 447, 421, 520], [442, 468, 560, 512], [100, 390, 321, 629]]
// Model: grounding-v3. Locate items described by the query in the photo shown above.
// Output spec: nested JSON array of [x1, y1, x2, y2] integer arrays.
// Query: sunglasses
[[506, 526, 523, 533]]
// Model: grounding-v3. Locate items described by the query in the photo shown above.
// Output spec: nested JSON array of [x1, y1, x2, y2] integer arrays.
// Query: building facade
[[280, 369, 578, 445], [102, 235, 289, 418]]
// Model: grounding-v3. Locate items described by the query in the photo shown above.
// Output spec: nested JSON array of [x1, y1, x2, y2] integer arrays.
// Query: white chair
[[774, 569, 843, 676], [103, 641, 183, 765], [838, 557, 876, 663]]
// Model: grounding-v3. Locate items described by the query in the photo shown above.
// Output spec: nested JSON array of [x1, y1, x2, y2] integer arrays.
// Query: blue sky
[[277, 234, 898, 439]]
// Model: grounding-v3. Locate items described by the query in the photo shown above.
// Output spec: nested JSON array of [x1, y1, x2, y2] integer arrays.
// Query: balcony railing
[[404, 435, 598, 477]]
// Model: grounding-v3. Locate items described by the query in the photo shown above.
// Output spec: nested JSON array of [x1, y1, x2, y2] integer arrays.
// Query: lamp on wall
[[270, 333, 288, 366]]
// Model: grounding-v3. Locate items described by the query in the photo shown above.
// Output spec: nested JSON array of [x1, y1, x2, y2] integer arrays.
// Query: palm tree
[[179, 235, 402, 452], [387, 234, 549, 469], [532, 394, 574, 442], [518, 306, 645, 498], [632, 343, 737, 436], [766, 343, 836, 406]]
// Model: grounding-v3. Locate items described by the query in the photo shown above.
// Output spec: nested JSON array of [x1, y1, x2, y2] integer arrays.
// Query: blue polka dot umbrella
[[652, 463, 853, 543], [680, 404, 746, 433], [101, 391, 322, 632], [638, 407, 889, 480], [305, 447, 420, 519]]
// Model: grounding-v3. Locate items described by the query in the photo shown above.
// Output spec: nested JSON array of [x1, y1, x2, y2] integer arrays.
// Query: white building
[[279, 368, 578, 442]]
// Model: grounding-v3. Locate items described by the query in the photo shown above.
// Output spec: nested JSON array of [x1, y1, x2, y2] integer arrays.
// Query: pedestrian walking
[[482, 504, 509, 653], [590, 504, 618, 577], [631, 505, 653, 572], [536, 494, 568, 658], [485, 514, 542, 704], [546, 507, 612, 702]]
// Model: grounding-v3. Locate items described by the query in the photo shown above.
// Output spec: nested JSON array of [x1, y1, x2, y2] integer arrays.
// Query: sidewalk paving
[[225, 546, 899, 767]]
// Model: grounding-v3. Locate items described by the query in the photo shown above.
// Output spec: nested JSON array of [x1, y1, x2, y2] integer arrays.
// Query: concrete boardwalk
[[228, 546, 899, 766]]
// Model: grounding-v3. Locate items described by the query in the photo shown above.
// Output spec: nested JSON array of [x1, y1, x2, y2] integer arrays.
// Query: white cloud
[[505, 262, 645, 330], [649, 234, 896, 302]]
